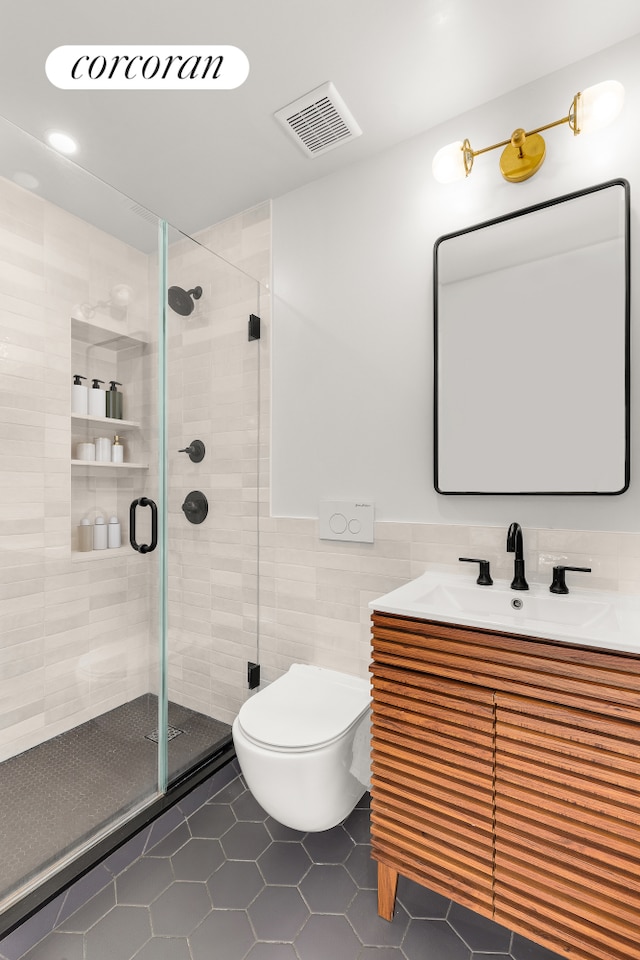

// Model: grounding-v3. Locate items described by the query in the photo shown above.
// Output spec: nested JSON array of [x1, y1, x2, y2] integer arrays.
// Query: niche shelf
[[71, 545, 132, 563], [71, 413, 141, 430], [71, 460, 149, 471]]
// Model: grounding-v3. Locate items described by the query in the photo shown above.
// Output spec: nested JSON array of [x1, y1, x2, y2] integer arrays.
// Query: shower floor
[[0, 695, 230, 906]]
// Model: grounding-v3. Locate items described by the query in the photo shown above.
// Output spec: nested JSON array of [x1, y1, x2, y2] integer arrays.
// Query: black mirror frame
[[433, 178, 630, 496]]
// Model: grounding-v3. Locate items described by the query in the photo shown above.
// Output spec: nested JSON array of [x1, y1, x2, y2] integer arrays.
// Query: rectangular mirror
[[434, 179, 630, 495]]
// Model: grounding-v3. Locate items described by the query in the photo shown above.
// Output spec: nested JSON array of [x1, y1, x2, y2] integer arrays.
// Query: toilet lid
[[237, 664, 371, 750]]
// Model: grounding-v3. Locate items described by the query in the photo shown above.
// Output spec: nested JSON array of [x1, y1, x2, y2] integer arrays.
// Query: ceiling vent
[[124, 200, 159, 224], [275, 81, 362, 158]]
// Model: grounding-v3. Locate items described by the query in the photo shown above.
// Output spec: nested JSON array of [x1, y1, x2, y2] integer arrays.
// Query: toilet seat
[[237, 664, 370, 752]]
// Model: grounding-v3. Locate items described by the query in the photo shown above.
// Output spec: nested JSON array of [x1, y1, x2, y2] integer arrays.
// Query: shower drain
[[145, 725, 184, 743]]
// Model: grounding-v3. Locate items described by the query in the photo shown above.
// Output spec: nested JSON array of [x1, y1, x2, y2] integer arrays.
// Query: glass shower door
[[163, 225, 261, 785]]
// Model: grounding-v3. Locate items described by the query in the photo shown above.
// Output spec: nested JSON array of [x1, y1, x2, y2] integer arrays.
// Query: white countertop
[[370, 570, 640, 655]]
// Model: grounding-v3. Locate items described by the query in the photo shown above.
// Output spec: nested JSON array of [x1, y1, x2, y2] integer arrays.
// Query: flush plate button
[[329, 513, 348, 534], [319, 501, 374, 543]]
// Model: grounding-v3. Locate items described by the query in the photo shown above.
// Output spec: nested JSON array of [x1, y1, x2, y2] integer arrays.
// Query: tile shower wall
[[0, 174, 154, 762], [164, 209, 268, 725]]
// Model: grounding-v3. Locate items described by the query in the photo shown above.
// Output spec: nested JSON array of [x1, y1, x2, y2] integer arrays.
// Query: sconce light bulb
[[577, 80, 625, 135], [432, 140, 468, 184]]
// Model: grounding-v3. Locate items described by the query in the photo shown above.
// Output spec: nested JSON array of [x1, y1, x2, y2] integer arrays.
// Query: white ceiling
[[1, 0, 640, 242]]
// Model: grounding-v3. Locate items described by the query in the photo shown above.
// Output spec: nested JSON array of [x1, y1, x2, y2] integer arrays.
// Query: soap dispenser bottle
[[72, 374, 88, 415], [106, 381, 123, 419], [111, 436, 124, 463], [88, 379, 106, 417]]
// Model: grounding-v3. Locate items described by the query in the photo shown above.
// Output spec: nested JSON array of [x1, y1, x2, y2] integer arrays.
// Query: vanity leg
[[377, 862, 399, 921]]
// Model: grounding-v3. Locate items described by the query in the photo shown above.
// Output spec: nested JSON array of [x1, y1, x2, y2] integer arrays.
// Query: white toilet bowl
[[232, 664, 371, 832]]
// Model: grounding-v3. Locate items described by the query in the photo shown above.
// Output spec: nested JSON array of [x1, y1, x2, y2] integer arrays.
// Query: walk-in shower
[[0, 114, 262, 936]]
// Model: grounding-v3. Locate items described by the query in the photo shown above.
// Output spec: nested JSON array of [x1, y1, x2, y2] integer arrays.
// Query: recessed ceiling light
[[46, 130, 78, 155]]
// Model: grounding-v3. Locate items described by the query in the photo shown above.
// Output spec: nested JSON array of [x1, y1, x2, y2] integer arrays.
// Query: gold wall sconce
[[432, 80, 624, 184]]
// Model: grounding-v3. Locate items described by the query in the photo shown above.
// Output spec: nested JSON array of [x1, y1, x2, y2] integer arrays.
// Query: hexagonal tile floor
[[5, 769, 566, 960]]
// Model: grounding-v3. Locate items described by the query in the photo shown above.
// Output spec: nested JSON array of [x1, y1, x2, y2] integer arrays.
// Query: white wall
[[272, 33, 640, 532]]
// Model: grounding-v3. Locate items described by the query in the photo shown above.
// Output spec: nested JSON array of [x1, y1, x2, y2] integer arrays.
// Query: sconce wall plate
[[500, 131, 546, 182]]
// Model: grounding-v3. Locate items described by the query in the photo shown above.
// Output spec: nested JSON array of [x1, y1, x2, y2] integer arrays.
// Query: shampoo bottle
[[88, 379, 106, 417], [95, 437, 112, 462], [106, 381, 123, 419], [78, 518, 93, 552], [72, 374, 88, 415], [108, 516, 121, 549], [93, 515, 107, 550]]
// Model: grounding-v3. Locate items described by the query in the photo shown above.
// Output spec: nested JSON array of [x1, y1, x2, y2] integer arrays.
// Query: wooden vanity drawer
[[372, 611, 640, 720]]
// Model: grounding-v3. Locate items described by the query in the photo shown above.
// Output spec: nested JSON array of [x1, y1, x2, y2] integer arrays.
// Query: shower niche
[[70, 313, 151, 559]]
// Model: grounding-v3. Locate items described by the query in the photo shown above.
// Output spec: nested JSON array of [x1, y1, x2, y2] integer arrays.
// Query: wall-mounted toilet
[[232, 663, 371, 832]]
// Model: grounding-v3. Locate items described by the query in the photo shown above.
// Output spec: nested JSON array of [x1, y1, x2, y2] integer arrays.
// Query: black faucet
[[506, 522, 529, 591]]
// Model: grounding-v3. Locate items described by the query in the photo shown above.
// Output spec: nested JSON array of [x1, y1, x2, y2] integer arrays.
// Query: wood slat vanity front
[[371, 611, 640, 960]]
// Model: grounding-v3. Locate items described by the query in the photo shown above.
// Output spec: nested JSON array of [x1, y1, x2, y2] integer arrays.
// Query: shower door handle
[[129, 497, 158, 553]]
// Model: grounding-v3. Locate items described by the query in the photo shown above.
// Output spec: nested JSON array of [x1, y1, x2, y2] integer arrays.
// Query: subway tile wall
[[256, 517, 640, 689], [163, 214, 266, 724], [0, 174, 154, 761]]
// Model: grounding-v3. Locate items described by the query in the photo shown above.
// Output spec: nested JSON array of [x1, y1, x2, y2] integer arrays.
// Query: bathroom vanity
[[370, 573, 640, 960]]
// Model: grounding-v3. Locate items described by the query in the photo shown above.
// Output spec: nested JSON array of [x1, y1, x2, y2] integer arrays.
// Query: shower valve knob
[[181, 490, 208, 524], [178, 439, 205, 463]]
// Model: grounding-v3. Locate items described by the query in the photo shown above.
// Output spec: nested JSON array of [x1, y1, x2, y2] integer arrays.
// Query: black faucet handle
[[459, 557, 493, 586], [178, 439, 206, 463], [550, 565, 592, 595]]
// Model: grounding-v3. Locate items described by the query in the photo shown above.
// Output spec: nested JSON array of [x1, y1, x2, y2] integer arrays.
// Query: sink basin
[[416, 582, 615, 629], [370, 571, 639, 651]]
